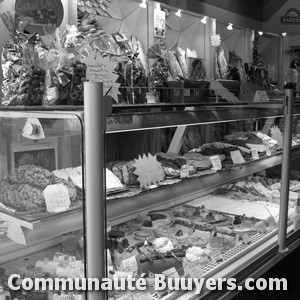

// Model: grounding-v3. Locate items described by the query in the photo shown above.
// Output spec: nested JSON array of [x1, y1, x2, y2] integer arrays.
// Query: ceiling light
[[227, 23, 233, 30], [258, 31, 263, 35], [175, 9, 182, 17], [282, 32, 287, 37], [201, 16, 207, 24], [139, 0, 147, 8]]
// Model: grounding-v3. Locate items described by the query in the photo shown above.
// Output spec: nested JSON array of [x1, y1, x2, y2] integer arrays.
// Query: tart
[[185, 246, 209, 264]]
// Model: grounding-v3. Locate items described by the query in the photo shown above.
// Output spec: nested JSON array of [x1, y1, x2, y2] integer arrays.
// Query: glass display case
[[1, 98, 300, 300], [0, 108, 85, 300]]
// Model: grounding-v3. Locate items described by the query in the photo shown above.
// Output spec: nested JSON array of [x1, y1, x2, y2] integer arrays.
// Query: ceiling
[[198, 0, 288, 22]]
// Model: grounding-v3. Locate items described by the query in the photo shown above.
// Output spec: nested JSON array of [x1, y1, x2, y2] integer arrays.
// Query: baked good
[[0, 165, 77, 211], [106, 160, 139, 186], [153, 237, 174, 254], [156, 152, 187, 168], [185, 246, 209, 264], [183, 153, 212, 170]]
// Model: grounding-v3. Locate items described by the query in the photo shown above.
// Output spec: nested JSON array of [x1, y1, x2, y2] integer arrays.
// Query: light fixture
[[201, 16, 207, 24], [175, 9, 182, 17], [282, 32, 287, 37], [258, 31, 263, 35], [227, 23, 233, 30], [139, 0, 147, 8]]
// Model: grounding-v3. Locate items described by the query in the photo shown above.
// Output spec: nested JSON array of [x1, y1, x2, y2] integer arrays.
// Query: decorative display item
[[154, 7, 166, 38], [133, 153, 165, 189]]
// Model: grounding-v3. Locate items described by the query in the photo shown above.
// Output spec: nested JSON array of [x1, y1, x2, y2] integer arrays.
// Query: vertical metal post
[[84, 82, 106, 299], [278, 88, 294, 253]]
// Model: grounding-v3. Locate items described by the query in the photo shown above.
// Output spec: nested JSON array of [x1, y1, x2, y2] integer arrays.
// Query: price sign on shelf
[[230, 150, 245, 165], [43, 184, 70, 213]]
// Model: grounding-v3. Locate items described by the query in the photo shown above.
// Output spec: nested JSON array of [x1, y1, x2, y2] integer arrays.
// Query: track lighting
[[258, 31, 263, 35], [201, 16, 207, 24], [139, 0, 147, 8], [282, 32, 287, 37], [175, 9, 182, 17], [227, 23, 233, 30]]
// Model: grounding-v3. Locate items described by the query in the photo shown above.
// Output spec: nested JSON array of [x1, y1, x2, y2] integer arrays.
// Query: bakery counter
[[107, 146, 300, 226], [104, 103, 300, 133]]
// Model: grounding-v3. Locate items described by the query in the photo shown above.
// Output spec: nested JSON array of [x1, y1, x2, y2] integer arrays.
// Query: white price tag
[[209, 250, 223, 263], [266, 215, 277, 229], [289, 191, 299, 201], [186, 260, 203, 278], [120, 256, 138, 273], [230, 150, 245, 164], [265, 145, 272, 156], [251, 149, 259, 160], [255, 221, 267, 233], [43, 184, 70, 213], [180, 165, 190, 179], [162, 267, 180, 279], [210, 155, 222, 170], [254, 91, 269, 102], [241, 233, 251, 245]]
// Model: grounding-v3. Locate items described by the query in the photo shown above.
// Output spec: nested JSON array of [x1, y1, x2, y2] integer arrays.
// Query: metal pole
[[278, 88, 294, 253], [84, 82, 106, 299]]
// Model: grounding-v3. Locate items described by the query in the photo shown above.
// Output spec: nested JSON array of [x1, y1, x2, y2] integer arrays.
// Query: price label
[[120, 256, 138, 273], [265, 145, 272, 156], [209, 250, 223, 263], [266, 216, 277, 229], [291, 214, 300, 231], [186, 261, 203, 278], [43, 184, 70, 213], [251, 149, 259, 160], [255, 221, 267, 234], [241, 233, 251, 245], [289, 191, 299, 201], [180, 165, 190, 179], [162, 267, 180, 279], [230, 150, 245, 165], [210, 155, 222, 170]]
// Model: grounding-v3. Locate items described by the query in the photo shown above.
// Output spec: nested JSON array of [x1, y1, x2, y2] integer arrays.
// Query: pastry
[[185, 246, 209, 264], [153, 237, 174, 254], [0, 165, 77, 211]]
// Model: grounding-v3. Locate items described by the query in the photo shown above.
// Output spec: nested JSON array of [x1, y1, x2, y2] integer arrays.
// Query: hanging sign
[[85, 53, 120, 100], [15, 0, 64, 35], [280, 8, 300, 24], [154, 8, 166, 38]]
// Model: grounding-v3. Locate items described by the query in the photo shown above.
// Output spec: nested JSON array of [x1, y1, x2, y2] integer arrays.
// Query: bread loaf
[[0, 165, 77, 211]]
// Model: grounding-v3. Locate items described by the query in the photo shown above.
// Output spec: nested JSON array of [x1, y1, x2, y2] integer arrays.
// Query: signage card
[[43, 184, 70, 213]]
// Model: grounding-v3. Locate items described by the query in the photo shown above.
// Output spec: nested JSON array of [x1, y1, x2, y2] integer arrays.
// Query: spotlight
[[139, 0, 147, 8], [201, 16, 207, 24], [258, 31, 263, 35], [227, 23, 233, 30], [282, 32, 287, 37], [175, 9, 182, 17]]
